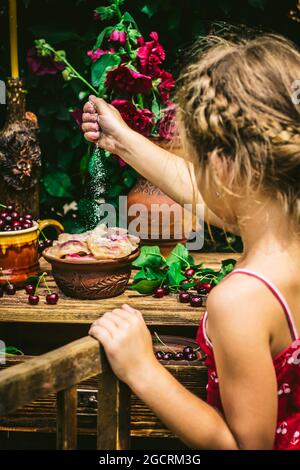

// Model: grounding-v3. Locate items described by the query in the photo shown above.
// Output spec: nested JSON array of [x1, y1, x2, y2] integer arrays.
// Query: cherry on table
[[190, 296, 203, 308], [46, 293, 59, 305], [187, 352, 197, 361], [0, 286, 4, 298], [44, 239, 53, 248], [25, 284, 35, 295], [180, 279, 191, 287], [196, 282, 212, 294], [174, 352, 184, 361], [28, 295, 39, 305], [161, 284, 170, 295], [179, 291, 190, 303], [183, 346, 194, 356], [185, 268, 195, 278], [163, 352, 174, 360], [5, 284, 16, 295], [38, 241, 45, 252], [155, 351, 164, 360], [153, 287, 165, 298]]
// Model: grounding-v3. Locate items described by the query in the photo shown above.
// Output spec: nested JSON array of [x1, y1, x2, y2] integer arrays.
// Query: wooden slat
[[0, 253, 239, 327], [0, 336, 107, 416], [56, 386, 78, 450], [97, 372, 131, 450]]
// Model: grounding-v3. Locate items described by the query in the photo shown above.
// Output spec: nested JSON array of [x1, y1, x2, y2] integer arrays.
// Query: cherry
[[179, 291, 190, 303], [19, 217, 24, 224], [5, 284, 16, 295], [4, 226, 11, 231], [190, 296, 203, 308], [161, 284, 170, 295], [12, 220, 21, 228], [11, 211, 20, 220], [153, 287, 165, 298], [155, 351, 164, 360], [183, 346, 194, 356], [180, 279, 191, 287], [0, 210, 9, 218], [38, 241, 45, 253], [174, 352, 184, 361], [185, 268, 195, 278], [196, 282, 212, 294], [13, 226, 23, 231], [6, 205, 14, 212], [0, 286, 4, 298], [0, 219, 5, 230], [5, 215, 12, 224], [25, 284, 35, 295], [163, 352, 174, 360], [187, 352, 197, 361], [24, 214, 33, 221], [28, 295, 39, 305], [44, 239, 53, 248], [46, 293, 59, 305], [22, 222, 31, 230]]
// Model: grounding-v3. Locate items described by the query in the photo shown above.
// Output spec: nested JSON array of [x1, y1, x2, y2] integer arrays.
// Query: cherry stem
[[39, 229, 47, 241], [153, 331, 177, 355], [0, 267, 12, 286], [41, 272, 52, 295], [0, 203, 7, 208], [34, 272, 50, 295]]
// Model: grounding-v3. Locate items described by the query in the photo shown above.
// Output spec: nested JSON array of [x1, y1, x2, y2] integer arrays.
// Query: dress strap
[[227, 269, 299, 341]]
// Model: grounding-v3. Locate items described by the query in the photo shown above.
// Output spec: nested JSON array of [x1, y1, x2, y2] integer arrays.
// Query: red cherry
[[6, 205, 14, 212], [25, 284, 35, 295], [190, 296, 203, 308], [46, 293, 59, 305], [196, 282, 213, 294], [185, 268, 195, 278], [0, 210, 9, 218], [179, 291, 190, 303], [153, 287, 165, 298], [5, 284, 16, 295], [11, 211, 20, 220], [22, 222, 31, 230], [28, 295, 39, 305], [12, 220, 21, 228], [24, 214, 33, 220]]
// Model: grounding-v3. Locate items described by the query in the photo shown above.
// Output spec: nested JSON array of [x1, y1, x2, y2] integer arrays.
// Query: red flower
[[70, 109, 83, 128], [158, 70, 175, 104], [27, 46, 64, 76], [136, 36, 144, 46], [158, 105, 178, 141], [87, 48, 115, 63], [109, 30, 127, 46], [105, 65, 152, 95], [112, 99, 154, 136], [137, 32, 166, 77]]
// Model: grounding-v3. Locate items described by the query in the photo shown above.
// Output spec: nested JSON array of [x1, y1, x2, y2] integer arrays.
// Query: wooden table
[[0, 252, 239, 447]]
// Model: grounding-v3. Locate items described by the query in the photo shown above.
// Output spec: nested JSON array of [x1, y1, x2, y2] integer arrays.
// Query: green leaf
[[221, 258, 237, 268], [43, 171, 73, 198], [131, 279, 161, 294], [140, 3, 158, 18], [167, 262, 186, 286], [123, 11, 139, 29], [94, 26, 113, 50], [133, 246, 166, 269], [79, 152, 89, 176], [166, 243, 193, 268], [91, 53, 121, 88], [71, 132, 83, 149], [25, 275, 40, 284], [54, 127, 67, 143], [94, 6, 117, 21], [248, 0, 266, 9]]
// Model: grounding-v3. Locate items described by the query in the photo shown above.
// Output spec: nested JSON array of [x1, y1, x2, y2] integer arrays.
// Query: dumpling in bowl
[[47, 240, 91, 259]]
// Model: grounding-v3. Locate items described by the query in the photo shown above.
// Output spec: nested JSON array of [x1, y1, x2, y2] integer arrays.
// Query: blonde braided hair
[[176, 33, 300, 226]]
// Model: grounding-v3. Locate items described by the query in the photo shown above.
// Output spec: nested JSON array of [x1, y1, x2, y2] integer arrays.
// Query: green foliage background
[[0, 0, 298, 248]]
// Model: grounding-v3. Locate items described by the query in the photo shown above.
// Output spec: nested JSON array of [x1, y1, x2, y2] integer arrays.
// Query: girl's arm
[[82, 97, 240, 235], [89, 292, 277, 449]]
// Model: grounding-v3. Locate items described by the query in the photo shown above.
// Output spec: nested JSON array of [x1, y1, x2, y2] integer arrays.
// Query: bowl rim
[[0, 221, 38, 236], [43, 246, 140, 266]]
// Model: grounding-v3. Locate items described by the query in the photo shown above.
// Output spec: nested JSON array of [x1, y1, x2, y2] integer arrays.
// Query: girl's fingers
[[122, 304, 142, 317], [110, 308, 132, 326], [83, 101, 97, 114], [84, 131, 100, 142], [89, 325, 112, 348], [82, 112, 98, 123], [95, 315, 120, 336], [82, 122, 99, 132], [102, 311, 128, 329]]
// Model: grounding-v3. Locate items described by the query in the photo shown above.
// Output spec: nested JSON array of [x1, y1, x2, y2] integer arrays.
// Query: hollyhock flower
[[136, 36, 144, 46], [109, 30, 127, 46], [158, 70, 175, 104], [137, 31, 166, 77], [27, 46, 64, 76], [70, 109, 83, 128], [87, 48, 114, 63], [112, 99, 154, 136], [105, 65, 152, 95], [158, 105, 178, 141]]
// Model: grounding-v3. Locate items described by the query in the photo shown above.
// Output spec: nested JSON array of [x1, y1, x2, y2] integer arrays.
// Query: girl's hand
[[82, 95, 132, 154], [89, 304, 158, 386]]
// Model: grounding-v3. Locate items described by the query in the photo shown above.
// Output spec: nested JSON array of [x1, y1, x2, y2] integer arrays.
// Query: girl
[[82, 34, 300, 450]]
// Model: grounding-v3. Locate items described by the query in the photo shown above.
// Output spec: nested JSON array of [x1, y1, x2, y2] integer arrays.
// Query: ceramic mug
[[0, 219, 64, 286]]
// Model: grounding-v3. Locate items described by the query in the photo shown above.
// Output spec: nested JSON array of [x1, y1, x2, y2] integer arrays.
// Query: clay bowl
[[43, 248, 140, 300]]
